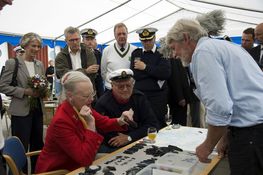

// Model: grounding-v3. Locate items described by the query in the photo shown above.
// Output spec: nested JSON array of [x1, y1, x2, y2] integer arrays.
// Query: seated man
[[35, 71, 133, 173], [95, 68, 159, 153]]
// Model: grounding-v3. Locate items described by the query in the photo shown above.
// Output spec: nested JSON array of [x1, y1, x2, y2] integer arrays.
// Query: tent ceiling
[[0, 0, 262, 46]]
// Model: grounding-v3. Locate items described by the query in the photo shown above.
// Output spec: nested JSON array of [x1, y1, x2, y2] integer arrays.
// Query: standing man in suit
[[130, 28, 171, 128], [81, 28, 104, 97], [55, 26, 98, 88], [249, 23, 263, 70], [241, 27, 255, 51], [101, 23, 137, 91]]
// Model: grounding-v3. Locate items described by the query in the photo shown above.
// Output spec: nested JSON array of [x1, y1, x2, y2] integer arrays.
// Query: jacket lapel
[[18, 57, 30, 78]]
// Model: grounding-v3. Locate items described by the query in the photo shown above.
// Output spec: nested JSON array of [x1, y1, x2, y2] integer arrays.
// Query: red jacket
[[35, 101, 126, 173]]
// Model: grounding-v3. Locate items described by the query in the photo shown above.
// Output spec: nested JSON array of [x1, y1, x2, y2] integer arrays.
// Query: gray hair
[[59, 71, 91, 104], [64, 26, 80, 38], [158, 37, 173, 58], [196, 10, 225, 36], [166, 19, 208, 45], [20, 32, 42, 48], [114, 23, 128, 33]]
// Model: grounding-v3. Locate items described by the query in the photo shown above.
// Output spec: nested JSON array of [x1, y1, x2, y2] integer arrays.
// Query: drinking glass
[[165, 114, 172, 130], [147, 127, 157, 144], [134, 57, 141, 61]]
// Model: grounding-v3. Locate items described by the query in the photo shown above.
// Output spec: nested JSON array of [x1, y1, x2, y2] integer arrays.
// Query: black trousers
[[228, 124, 263, 175], [11, 101, 44, 173], [170, 104, 187, 126], [145, 90, 168, 129], [0, 150, 6, 175]]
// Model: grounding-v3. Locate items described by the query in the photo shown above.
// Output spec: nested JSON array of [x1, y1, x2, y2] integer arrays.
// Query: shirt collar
[[68, 46, 81, 55], [116, 43, 128, 50], [143, 44, 156, 53]]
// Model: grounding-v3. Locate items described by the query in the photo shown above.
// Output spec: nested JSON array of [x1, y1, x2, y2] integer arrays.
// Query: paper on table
[[154, 127, 208, 152]]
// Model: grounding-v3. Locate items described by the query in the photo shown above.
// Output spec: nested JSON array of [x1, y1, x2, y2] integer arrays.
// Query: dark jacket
[[95, 89, 159, 143], [130, 48, 171, 92], [168, 59, 199, 106], [93, 49, 104, 97], [248, 45, 262, 68]]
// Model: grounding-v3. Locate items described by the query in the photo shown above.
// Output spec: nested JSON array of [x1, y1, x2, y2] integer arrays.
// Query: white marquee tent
[[0, 0, 263, 46]]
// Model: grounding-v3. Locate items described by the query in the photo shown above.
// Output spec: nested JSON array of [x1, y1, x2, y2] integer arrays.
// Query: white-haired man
[[166, 19, 263, 175]]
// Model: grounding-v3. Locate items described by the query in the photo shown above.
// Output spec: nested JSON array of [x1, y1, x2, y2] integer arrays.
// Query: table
[[67, 126, 221, 175]]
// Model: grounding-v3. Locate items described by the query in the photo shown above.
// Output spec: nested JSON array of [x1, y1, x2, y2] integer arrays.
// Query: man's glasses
[[68, 38, 80, 43], [112, 82, 134, 90]]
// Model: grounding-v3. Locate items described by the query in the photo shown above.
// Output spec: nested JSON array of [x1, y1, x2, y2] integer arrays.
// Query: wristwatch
[[127, 136, 132, 142]]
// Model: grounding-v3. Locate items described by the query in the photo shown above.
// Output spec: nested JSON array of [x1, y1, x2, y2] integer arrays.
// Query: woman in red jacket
[[35, 71, 133, 173]]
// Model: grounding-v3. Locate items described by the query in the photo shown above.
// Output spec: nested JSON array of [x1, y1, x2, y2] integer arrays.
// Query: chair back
[[2, 136, 27, 175]]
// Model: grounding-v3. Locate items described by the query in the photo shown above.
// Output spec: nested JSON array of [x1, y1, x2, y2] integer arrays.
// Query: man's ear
[[183, 33, 190, 44]]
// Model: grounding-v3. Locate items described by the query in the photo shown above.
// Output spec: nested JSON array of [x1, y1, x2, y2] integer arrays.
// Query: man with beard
[[166, 19, 263, 175]]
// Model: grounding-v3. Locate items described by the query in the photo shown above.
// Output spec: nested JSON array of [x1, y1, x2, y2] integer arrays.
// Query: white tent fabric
[[0, 0, 262, 45]]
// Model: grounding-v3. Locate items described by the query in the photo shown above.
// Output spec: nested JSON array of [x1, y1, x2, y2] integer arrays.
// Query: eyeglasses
[[68, 38, 80, 43], [76, 91, 96, 100]]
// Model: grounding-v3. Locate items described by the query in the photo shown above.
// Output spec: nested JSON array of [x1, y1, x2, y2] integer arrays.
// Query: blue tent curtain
[[0, 34, 241, 49], [0, 34, 66, 48]]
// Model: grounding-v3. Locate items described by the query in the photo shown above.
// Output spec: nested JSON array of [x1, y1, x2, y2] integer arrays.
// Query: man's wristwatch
[[127, 136, 132, 142]]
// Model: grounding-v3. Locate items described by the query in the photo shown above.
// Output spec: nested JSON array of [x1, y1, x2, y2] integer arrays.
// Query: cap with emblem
[[13, 45, 24, 53], [108, 69, 134, 81], [136, 27, 158, 41], [80, 28, 98, 38]]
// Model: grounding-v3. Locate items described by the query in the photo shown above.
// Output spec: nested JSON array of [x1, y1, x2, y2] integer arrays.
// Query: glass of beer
[[147, 127, 157, 144]]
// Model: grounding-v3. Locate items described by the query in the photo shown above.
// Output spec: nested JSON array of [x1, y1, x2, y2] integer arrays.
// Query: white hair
[[166, 19, 207, 45], [196, 10, 225, 36], [59, 71, 91, 104]]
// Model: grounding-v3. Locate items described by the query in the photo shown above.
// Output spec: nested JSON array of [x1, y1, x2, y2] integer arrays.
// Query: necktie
[[120, 47, 125, 52]]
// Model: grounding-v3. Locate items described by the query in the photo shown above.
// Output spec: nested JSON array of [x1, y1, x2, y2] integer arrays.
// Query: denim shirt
[[191, 37, 263, 127]]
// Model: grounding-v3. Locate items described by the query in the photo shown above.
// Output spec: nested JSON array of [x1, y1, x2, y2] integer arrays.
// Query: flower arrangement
[[28, 74, 50, 109]]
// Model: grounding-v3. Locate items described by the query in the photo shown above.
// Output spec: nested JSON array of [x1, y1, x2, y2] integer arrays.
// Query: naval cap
[[108, 69, 134, 81], [80, 28, 98, 38], [136, 27, 158, 41]]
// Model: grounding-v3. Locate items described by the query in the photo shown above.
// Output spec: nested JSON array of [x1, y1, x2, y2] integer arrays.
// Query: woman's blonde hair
[[20, 32, 42, 48], [59, 71, 91, 104]]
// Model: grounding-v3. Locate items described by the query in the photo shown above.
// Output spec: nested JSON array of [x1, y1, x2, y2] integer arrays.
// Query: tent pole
[[166, 0, 259, 25], [190, 0, 263, 13], [103, 8, 183, 45], [54, 0, 131, 41]]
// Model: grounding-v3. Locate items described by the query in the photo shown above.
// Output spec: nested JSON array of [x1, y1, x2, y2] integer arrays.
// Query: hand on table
[[108, 133, 129, 147], [196, 141, 213, 163]]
